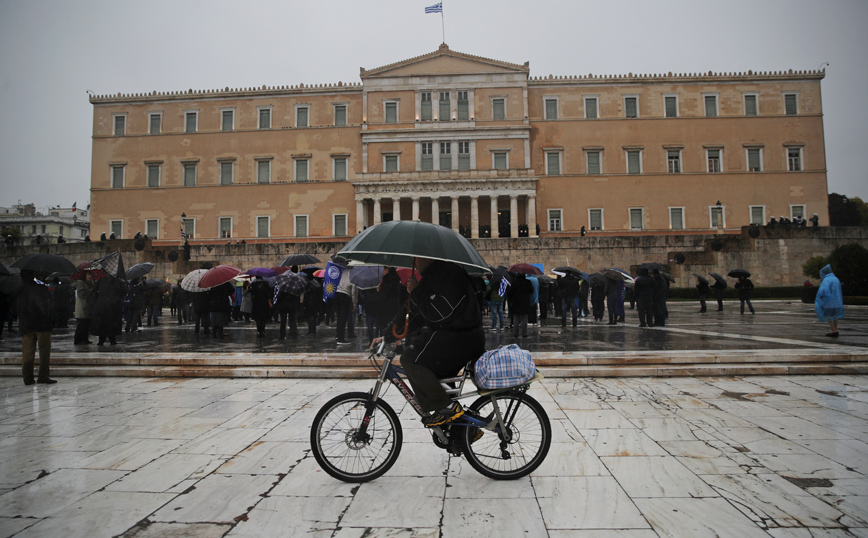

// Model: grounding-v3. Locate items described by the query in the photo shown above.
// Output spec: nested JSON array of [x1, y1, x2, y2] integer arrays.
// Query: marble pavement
[[1, 373, 868, 537]]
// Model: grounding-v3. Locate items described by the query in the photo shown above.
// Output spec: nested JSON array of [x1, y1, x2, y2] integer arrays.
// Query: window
[[545, 151, 561, 175], [626, 150, 642, 174], [458, 141, 470, 170], [493, 151, 508, 170], [149, 113, 161, 135], [110, 220, 123, 238], [548, 209, 562, 232], [544, 98, 558, 120], [295, 159, 309, 182], [296, 105, 309, 128], [111, 165, 125, 189], [667, 150, 681, 173], [629, 208, 644, 230], [334, 104, 347, 127], [219, 217, 232, 239], [704, 94, 718, 117], [145, 219, 159, 239], [492, 98, 505, 120], [258, 107, 272, 129], [750, 206, 765, 226], [787, 147, 802, 171], [669, 208, 684, 230], [185, 111, 198, 133], [664, 95, 678, 118], [333, 157, 347, 181], [384, 155, 399, 173], [421, 142, 433, 171], [182, 218, 195, 239], [439, 142, 451, 170], [584, 96, 598, 119], [439, 91, 450, 120], [421, 92, 432, 121], [147, 164, 160, 187], [333, 214, 348, 237], [707, 149, 721, 173], [221, 109, 234, 131], [183, 163, 197, 186], [784, 93, 798, 115], [256, 216, 270, 238], [220, 161, 233, 185], [384, 101, 397, 124], [624, 96, 638, 118], [586, 151, 601, 175], [744, 93, 758, 116], [294, 215, 308, 238], [113, 114, 126, 136], [747, 148, 763, 172], [790, 205, 806, 219], [710, 205, 724, 228], [257, 160, 271, 183], [457, 91, 469, 120]]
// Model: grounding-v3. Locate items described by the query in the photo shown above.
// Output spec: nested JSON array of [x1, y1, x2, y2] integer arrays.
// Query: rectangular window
[[589, 209, 603, 231], [584, 96, 598, 119], [421, 92, 432, 121], [114, 115, 125, 136], [294, 215, 308, 238], [385, 102, 397, 123], [295, 159, 309, 182], [548, 209, 562, 232], [750, 206, 765, 226], [492, 98, 505, 120], [183, 219, 195, 239], [220, 162, 233, 185], [791, 205, 806, 219], [385, 155, 398, 173], [669, 208, 684, 230], [147, 164, 160, 187], [545, 152, 561, 175], [627, 150, 642, 174], [545, 98, 558, 120], [457, 91, 469, 120], [439, 142, 451, 170], [111, 165, 125, 189], [458, 141, 470, 170], [744, 94, 758, 116], [296, 106, 309, 128], [110, 220, 123, 238], [710, 206, 724, 228], [704, 95, 718, 117], [667, 150, 681, 173], [493, 152, 507, 170], [334, 104, 347, 127], [664, 96, 678, 118], [183, 163, 197, 186], [259, 108, 272, 129], [747, 148, 762, 172], [333, 214, 347, 237], [707, 149, 721, 173], [439, 91, 450, 120], [256, 216, 270, 238], [586, 151, 601, 175], [629, 208, 644, 230], [216, 217, 231, 239], [145, 219, 159, 239], [421, 142, 433, 171], [257, 160, 271, 183], [787, 147, 802, 171], [222, 109, 234, 131], [334, 157, 347, 181], [624, 96, 638, 118], [784, 93, 798, 115], [149, 113, 161, 135], [185, 111, 198, 133]]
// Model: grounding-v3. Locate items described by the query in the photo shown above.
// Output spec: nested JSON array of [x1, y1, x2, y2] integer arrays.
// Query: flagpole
[[441, 3, 445, 44]]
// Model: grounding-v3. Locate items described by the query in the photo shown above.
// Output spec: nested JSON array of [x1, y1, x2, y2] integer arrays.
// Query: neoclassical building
[[88, 44, 828, 242]]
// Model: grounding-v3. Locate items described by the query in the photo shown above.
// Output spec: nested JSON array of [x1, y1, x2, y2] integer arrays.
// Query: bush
[[828, 243, 868, 297], [802, 255, 828, 280], [844, 296, 868, 306]]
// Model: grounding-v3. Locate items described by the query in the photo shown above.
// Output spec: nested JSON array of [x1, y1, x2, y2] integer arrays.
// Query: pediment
[[361, 44, 528, 79]]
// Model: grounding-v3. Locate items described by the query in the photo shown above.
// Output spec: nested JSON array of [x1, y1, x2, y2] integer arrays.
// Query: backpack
[[474, 344, 536, 389]]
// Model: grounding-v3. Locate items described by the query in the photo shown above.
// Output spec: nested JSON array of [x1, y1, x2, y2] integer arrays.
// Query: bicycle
[[310, 340, 552, 482]]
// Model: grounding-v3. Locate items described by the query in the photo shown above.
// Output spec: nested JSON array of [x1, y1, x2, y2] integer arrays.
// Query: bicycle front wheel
[[460, 392, 551, 480], [310, 392, 403, 483]]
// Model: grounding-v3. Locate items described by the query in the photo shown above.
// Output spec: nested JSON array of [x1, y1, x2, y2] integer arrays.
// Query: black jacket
[[17, 276, 53, 334]]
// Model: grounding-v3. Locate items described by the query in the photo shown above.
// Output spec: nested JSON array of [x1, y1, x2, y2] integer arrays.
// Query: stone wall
[[2, 227, 866, 288]]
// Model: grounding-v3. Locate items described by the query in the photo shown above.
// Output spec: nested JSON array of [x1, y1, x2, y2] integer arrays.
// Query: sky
[[1, 0, 867, 213]]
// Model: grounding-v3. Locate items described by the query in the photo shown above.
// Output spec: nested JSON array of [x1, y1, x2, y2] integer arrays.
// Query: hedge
[[662, 286, 867, 305]]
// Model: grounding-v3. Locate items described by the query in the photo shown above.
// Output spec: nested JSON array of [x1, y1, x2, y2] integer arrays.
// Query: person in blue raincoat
[[814, 264, 844, 337]]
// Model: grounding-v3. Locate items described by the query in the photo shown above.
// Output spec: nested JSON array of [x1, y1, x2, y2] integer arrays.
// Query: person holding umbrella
[[17, 270, 56, 385], [733, 272, 756, 315], [710, 273, 727, 311], [634, 268, 655, 327], [815, 264, 844, 337], [250, 275, 272, 337], [695, 275, 710, 313], [506, 271, 533, 338]]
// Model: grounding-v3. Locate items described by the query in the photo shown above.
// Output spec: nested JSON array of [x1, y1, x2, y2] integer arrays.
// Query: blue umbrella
[[349, 266, 385, 289]]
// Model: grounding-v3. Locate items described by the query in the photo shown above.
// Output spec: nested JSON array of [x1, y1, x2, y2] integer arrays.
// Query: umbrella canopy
[[600, 268, 626, 282], [300, 266, 322, 276], [349, 266, 384, 289], [199, 265, 242, 288], [607, 268, 635, 284], [0, 273, 22, 295], [144, 278, 171, 291], [553, 266, 581, 276], [693, 274, 709, 284], [313, 269, 326, 278], [280, 253, 321, 267], [12, 253, 77, 275], [508, 263, 543, 275], [396, 267, 423, 286], [180, 269, 211, 292], [660, 272, 676, 283], [709, 273, 728, 287], [245, 267, 277, 278], [640, 262, 667, 272], [0, 264, 16, 277], [728, 269, 751, 278], [337, 220, 489, 274], [71, 262, 108, 282], [586, 272, 608, 285], [271, 266, 292, 275], [92, 250, 126, 279], [273, 271, 308, 295], [125, 262, 154, 281]]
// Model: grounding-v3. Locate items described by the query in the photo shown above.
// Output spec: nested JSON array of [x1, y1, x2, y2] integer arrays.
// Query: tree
[[802, 255, 828, 280], [1, 226, 22, 243], [827, 243, 868, 296], [828, 193, 862, 226], [852, 196, 868, 226]]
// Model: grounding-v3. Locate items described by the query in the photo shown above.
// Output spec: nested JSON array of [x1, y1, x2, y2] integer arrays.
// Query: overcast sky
[[1, 0, 866, 212]]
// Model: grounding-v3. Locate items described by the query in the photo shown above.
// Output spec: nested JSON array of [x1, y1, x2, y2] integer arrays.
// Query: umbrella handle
[[392, 294, 411, 339]]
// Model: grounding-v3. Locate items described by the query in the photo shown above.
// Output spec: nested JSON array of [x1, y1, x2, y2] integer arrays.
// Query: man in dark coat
[[633, 268, 655, 327], [209, 282, 234, 338], [590, 281, 606, 322], [172, 282, 190, 324], [249, 276, 272, 337], [558, 273, 580, 327], [52, 278, 74, 328], [604, 277, 619, 325], [712, 279, 726, 311], [697, 277, 710, 313], [506, 273, 533, 338], [651, 270, 668, 327], [18, 271, 56, 385], [274, 284, 300, 340], [89, 274, 126, 345], [735, 275, 756, 314], [191, 290, 210, 334], [125, 278, 145, 332]]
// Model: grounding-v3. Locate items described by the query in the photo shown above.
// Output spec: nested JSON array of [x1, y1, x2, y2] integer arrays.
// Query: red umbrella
[[198, 265, 241, 288], [271, 266, 292, 275], [396, 267, 422, 286], [508, 263, 543, 275], [313, 269, 326, 278]]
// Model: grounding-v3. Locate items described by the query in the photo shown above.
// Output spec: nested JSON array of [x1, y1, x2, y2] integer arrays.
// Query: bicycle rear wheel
[[460, 392, 551, 480], [310, 392, 402, 483]]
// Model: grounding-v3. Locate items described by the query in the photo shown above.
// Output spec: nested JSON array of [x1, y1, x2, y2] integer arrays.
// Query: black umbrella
[[728, 269, 751, 278], [126, 262, 155, 281], [709, 273, 728, 287], [607, 268, 635, 283], [12, 253, 77, 275], [300, 266, 322, 277], [0, 264, 17, 277], [586, 272, 608, 285], [144, 278, 171, 291], [280, 253, 321, 267], [553, 266, 581, 276], [660, 271, 676, 283], [0, 274, 22, 295], [600, 268, 626, 282], [640, 262, 666, 272], [693, 274, 709, 284]]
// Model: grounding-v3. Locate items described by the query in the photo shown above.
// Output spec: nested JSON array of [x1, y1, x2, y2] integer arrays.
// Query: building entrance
[[498, 211, 511, 238]]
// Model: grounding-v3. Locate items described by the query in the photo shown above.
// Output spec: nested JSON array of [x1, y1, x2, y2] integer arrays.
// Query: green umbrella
[[337, 220, 490, 274]]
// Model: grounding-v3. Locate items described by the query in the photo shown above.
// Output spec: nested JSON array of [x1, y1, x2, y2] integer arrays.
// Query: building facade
[[89, 45, 828, 242], [0, 203, 90, 245]]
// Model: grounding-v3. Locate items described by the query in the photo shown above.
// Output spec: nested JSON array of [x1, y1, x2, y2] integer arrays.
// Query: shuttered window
[[493, 152, 507, 170], [259, 108, 271, 129], [294, 215, 308, 238], [439, 142, 452, 170], [183, 164, 196, 186], [627, 150, 641, 174], [704, 95, 717, 117], [492, 98, 505, 120], [257, 216, 269, 238], [334, 105, 347, 126], [185, 112, 197, 133], [114, 115, 125, 136], [624, 97, 637, 118], [334, 214, 347, 237], [257, 161, 270, 183], [222, 110, 234, 131], [585, 97, 598, 119], [458, 141, 470, 170], [589, 209, 603, 231], [149, 114, 161, 134], [334, 158, 347, 181], [385, 102, 397, 123], [546, 152, 560, 175], [545, 98, 558, 120], [296, 107, 309, 128], [744, 95, 758, 116], [147, 165, 160, 187], [670, 208, 683, 230], [295, 159, 309, 182], [587, 151, 601, 175], [457, 91, 469, 120], [785, 94, 798, 115], [421, 92, 432, 121], [421, 142, 433, 171], [220, 162, 233, 185], [665, 96, 677, 118], [111, 165, 124, 189], [630, 208, 644, 230], [385, 155, 398, 172], [439, 91, 450, 120], [747, 149, 762, 172]]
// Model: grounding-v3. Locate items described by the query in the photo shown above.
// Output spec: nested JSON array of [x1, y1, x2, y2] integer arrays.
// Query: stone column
[[528, 195, 537, 237], [470, 195, 479, 239], [373, 197, 382, 225], [490, 196, 498, 238], [393, 197, 401, 221], [431, 197, 440, 225], [451, 197, 459, 233], [412, 197, 420, 221], [356, 199, 365, 232], [510, 195, 518, 238]]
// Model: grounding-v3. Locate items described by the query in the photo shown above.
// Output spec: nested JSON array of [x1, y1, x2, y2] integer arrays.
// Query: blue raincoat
[[814, 265, 844, 322]]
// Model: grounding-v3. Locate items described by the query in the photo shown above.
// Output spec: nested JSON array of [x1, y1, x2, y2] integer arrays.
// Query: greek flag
[[498, 276, 509, 297], [322, 261, 344, 302], [425, 2, 442, 13]]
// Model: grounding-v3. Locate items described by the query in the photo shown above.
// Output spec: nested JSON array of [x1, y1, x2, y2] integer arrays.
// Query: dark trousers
[[699, 294, 707, 313], [591, 296, 605, 320], [653, 300, 667, 326], [715, 290, 724, 311], [607, 294, 618, 323], [279, 307, 298, 338], [561, 297, 578, 326], [335, 293, 352, 341], [177, 304, 189, 324], [74, 318, 91, 344], [22, 331, 51, 382], [637, 297, 654, 326], [194, 309, 210, 333], [125, 308, 141, 332], [740, 297, 755, 314]]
